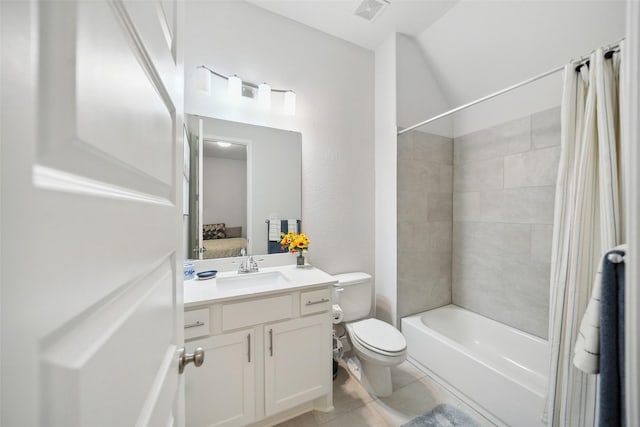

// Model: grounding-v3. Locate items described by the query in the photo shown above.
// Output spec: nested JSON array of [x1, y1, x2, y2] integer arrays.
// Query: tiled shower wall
[[396, 107, 560, 338], [397, 131, 453, 321], [452, 107, 561, 338]]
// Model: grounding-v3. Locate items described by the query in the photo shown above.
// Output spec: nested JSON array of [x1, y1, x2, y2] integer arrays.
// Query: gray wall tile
[[427, 193, 452, 222], [397, 190, 427, 222], [397, 131, 453, 323], [454, 157, 503, 192], [532, 106, 561, 149], [449, 108, 559, 338], [452, 227, 551, 338], [531, 224, 554, 262], [502, 186, 555, 224], [413, 131, 454, 165], [397, 132, 414, 162], [454, 128, 495, 165], [453, 192, 481, 222], [498, 116, 532, 155], [478, 190, 505, 222], [454, 116, 531, 165], [439, 165, 453, 193], [504, 146, 560, 188]]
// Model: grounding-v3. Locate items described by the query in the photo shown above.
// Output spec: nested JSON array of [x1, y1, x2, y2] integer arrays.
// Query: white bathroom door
[[1, 1, 186, 426]]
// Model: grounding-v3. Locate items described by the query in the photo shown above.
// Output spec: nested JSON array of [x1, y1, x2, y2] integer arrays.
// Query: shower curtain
[[544, 45, 624, 426]]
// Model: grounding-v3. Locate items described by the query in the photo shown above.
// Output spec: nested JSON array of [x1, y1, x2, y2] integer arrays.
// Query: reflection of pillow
[[203, 223, 226, 240], [226, 226, 242, 238]]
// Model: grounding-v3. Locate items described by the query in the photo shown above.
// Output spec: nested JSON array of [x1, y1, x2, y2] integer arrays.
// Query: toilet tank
[[332, 272, 372, 322]]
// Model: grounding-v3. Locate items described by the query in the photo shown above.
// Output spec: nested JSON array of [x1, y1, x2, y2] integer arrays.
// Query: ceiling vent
[[354, 0, 390, 21]]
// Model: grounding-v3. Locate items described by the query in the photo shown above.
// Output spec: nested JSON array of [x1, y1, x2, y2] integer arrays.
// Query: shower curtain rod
[[397, 65, 563, 135], [398, 42, 622, 136]]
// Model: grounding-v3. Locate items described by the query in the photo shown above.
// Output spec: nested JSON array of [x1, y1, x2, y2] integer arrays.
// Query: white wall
[[414, 0, 627, 136], [184, 1, 374, 274], [374, 34, 398, 325], [202, 157, 247, 234], [396, 34, 452, 137]]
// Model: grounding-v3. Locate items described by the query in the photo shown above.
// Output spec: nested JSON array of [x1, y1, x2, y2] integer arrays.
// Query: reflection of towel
[[599, 247, 626, 427], [287, 219, 298, 233], [268, 220, 281, 241], [574, 243, 627, 373]]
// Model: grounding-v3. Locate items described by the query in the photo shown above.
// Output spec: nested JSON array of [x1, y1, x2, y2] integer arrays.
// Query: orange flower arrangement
[[280, 231, 310, 254]]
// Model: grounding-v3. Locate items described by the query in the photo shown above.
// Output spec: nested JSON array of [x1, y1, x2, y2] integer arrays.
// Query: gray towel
[[599, 249, 626, 427]]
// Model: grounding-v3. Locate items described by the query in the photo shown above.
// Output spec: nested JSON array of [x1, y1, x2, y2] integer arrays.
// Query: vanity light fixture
[[227, 75, 242, 101], [284, 90, 296, 116], [195, 66, 211, 94], [216, 141, 232, 148], [197, 65, 296, 115], [258, 82, 271, 109]]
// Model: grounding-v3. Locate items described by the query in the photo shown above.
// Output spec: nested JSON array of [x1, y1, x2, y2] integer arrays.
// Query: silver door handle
[[247, 333, 251, 363], [306, 298, 330, 306], [185, 321, 205, 329], [178, 347, 205, 374], [269, 329, 273, 356]]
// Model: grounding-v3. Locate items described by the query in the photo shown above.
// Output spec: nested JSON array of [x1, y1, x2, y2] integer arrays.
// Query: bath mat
[[401, 404, 480, 427]]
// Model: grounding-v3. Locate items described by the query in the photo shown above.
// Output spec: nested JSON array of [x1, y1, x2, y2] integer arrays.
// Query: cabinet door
[[264, 313, 331, 416], [186, 330, 255, 427]]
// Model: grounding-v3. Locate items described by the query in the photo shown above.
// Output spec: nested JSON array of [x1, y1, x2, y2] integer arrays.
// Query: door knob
[[178, 347, 205, 374]]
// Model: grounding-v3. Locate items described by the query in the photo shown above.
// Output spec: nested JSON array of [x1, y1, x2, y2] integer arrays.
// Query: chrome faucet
[[237, 249, 260, 274]]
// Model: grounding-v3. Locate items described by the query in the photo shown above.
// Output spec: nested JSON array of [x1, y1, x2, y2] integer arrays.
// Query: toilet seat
[[348, 319, 406, 356]]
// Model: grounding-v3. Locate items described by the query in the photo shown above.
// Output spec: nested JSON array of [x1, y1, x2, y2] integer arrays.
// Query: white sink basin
[[216, 271, 291, 290]]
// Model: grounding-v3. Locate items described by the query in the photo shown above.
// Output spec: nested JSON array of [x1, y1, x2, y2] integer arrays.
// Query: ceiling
[[245, 0, 459, 51], [203, 139, 247, 160]]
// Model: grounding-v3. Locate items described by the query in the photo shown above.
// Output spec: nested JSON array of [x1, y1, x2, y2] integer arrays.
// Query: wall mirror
[[185, 114, 302, 259]]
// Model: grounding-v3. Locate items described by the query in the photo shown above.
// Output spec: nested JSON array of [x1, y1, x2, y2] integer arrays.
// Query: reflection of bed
[[203, 237, 247, 259], [201, 223, 246, 259]]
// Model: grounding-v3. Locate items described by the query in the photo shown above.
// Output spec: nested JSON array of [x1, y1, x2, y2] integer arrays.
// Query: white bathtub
[[401, 305, 549, 427]]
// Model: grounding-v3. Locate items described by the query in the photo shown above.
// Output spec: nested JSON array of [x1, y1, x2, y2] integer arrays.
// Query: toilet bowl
[[345, 319, 406, 397], [332, 272, 407, 397]]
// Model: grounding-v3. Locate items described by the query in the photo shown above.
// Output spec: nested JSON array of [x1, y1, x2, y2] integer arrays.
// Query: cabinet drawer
[[222, 294, 293, 331], [300, 288, 331, 316], [185, 308, 210, 340]]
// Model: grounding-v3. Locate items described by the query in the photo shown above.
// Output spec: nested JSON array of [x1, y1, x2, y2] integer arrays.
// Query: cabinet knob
[[178, 347, 205, 374]]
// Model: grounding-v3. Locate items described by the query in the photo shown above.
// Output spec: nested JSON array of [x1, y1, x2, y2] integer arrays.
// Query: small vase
[[296, 253, 305, 268]]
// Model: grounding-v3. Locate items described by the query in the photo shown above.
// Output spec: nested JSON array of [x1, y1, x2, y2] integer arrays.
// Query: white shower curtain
[[544, 45, 624, 426]]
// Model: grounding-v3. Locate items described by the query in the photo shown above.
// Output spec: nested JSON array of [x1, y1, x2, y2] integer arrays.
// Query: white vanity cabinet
[[184, 284, 333, 427], [185, 329, 256, 427], [264, 313, 331, 416]]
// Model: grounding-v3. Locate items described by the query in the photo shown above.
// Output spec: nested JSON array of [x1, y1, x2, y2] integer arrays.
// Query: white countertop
[[184, 264, 337, 307]]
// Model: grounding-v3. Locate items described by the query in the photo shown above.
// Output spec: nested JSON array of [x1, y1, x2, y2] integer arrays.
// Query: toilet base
[[345, 356, 393, 397]]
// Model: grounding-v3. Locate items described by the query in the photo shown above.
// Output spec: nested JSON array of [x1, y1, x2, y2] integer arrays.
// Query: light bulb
[[258, 83, 271, 109], [228, 75, 241, 101], [284, 90, 296, 116]]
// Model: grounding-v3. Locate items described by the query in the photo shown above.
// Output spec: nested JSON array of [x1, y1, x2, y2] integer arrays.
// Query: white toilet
[[332, 272, 407, 397]]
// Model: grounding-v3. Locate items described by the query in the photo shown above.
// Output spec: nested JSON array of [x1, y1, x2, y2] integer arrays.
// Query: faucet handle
[[240, 248, 246, 257], [248, 256, 262, 272]]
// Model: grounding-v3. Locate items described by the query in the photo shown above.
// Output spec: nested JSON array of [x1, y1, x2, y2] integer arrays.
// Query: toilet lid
[[351, 318, 406, 354]]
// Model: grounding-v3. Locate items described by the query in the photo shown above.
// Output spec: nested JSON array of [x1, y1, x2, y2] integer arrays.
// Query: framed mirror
[[185, 115, 302, 259]]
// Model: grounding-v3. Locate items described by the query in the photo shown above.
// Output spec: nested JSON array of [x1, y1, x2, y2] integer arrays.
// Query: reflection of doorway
[[187, 118, 251, 260], [201, 139, 248, 258]]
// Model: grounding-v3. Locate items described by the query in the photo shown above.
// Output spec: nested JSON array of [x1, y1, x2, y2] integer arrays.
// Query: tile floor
[[275, 359, 493, 427]]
